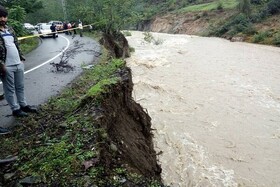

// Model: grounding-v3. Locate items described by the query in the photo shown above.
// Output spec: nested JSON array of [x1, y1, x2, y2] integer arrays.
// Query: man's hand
[[0, 63, 6, 78]]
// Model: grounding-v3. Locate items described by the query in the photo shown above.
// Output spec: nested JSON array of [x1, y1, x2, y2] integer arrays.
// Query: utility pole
[[61, 0, 67, 21]]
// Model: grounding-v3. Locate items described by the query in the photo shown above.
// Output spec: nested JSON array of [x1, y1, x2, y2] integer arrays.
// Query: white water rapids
[[126, 31, 280, 187]]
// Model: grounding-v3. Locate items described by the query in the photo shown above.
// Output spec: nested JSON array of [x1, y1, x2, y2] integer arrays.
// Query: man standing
[[50, 23, 57, 39], [0, 5, 37, 119], [78, 21, 83, 37]]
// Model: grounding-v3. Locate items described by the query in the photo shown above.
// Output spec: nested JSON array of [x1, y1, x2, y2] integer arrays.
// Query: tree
[[65, 0, 138, 34], [7, 5, 27, 36], [1, 0, 43, 13], [26, 0, 64, 24]]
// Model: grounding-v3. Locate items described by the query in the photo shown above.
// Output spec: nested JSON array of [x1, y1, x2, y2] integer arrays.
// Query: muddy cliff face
[[97, 67, 162, 180], [97, 33, 162, 181], [137, 11, 233, 35]]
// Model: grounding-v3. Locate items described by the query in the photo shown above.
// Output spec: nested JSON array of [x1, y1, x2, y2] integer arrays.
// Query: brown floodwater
[[126, 31, 280, 187]]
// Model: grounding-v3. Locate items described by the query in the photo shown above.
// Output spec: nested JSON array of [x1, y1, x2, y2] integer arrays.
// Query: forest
[[2, 0, 280, 46]]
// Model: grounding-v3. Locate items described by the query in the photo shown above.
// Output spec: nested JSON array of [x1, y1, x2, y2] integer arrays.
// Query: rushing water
[[126, 31, 280, 187]]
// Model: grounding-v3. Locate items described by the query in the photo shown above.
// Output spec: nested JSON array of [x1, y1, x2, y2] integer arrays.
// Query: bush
[[238, 0, 251, 16], [243, 24, 257, 35], [217, 1, 224, 11], [252, 31, 269, 43], [250, 0, 263, 4], [272, 33, 280, 46], [213, 13, 250, 36], [143, 32, 154, 43], [250, 10, 268, 23], [266, 0, 280, 15]]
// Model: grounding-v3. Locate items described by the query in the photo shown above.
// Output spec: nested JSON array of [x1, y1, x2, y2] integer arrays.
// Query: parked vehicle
[[34, 23, 46, 31], [24, 23, 35, 30], [38, 24, 58, 38], [48, 21, 63, 31]]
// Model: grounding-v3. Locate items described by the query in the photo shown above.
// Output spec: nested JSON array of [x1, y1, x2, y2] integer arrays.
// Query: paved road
[[0, 34, 100, 128]]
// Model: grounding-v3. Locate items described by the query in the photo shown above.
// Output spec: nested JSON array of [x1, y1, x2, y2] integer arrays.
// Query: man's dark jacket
[[0, 26, 25, 65]]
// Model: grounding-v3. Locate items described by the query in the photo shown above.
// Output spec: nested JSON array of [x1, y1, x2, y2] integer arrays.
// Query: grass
[[177, 0, 239, 13], [0, 58, 123, 185], [0, 53, 162, 186], [19, 37, 40, 55]]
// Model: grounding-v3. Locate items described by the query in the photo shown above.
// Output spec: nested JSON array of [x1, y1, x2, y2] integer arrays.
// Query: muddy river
[[126, 31, 280, 187]]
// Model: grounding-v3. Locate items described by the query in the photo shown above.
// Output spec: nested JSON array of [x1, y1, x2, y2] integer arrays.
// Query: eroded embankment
[[0, 57, 162, 186], [90, 66, 162, 179]]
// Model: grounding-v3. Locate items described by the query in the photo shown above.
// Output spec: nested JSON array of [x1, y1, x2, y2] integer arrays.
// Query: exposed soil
[[137, 10, 235, 35], [97, 33, 161, 179], [97, 67, 162, 179], [138, 10, 280, 44], [0, 33, 163, 186]]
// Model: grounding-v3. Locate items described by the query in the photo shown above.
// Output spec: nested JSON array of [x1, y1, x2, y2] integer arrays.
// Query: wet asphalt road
[[0, 33, 100, 128]]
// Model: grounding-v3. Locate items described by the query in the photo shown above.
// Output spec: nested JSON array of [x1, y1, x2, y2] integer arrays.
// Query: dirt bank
[[0, 59, 162, 186], [126, 31, 280, 187], [137, 11, 234, 35]]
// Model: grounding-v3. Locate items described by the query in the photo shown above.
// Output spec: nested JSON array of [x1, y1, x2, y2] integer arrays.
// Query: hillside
[[137, 0, 280, 46]]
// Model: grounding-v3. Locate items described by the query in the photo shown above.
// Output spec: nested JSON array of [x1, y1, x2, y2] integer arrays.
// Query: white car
[[24, 23, 35, 30], [34, 23, 46, 31], [38, 24, 58, 38]]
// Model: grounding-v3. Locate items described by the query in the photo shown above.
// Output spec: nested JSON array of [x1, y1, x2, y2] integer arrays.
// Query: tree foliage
[[266, 0, 280, 15], [1, 0, 43, 13], [7, 6, 27, 36], [65, 0, 138, 34], [26, 0, 64, 24]]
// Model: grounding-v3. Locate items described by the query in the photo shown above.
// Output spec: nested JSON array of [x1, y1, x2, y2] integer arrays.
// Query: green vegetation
[[180, 0, 280, 46], [178, 0, 238, 13], [273, 33, 280, 46], [252, 31, 270, 43], [19, 37, 40, 54], [0, 56, 162, 186], [26, 0, 140, 34], [7, 5, 28, 36], [2, 0, 43, 14], [143, 32, 164, 45]]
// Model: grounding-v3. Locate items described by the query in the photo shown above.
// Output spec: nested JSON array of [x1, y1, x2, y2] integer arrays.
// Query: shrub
[[250, 11, 268, 23], [272, 33, 280, 46], [213, 13, 250, 36], [266, 0, 280, 15], [250, 0, 263, 4], [143, 32, 154, 43], [252, 31, 269, 43], [238, 0, 251, 16], [243, 24, 257, 35], [217, 1, 224, 11]]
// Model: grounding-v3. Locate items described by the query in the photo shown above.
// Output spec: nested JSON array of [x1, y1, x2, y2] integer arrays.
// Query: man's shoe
[[0, 93, 4, 100], [20, 105, 38, 113], [0, 127, 11, 135], [12, 109, 28, 117]]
